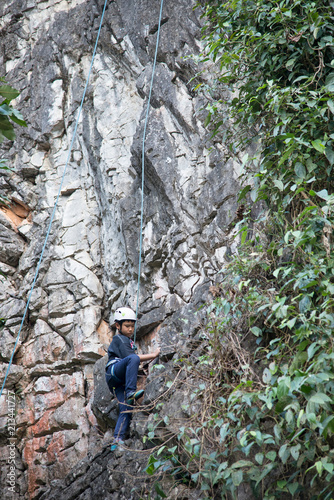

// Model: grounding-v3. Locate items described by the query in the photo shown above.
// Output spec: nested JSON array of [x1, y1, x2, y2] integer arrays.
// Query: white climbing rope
[[134, 0, 165, 345]]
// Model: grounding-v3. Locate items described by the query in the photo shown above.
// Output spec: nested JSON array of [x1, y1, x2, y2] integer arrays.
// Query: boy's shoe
[[125, 389, 144, 405], [110, 438, 124, 451]]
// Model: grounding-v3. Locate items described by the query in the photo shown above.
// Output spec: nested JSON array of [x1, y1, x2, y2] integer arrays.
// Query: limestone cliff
[[0, 0, 240, 498]]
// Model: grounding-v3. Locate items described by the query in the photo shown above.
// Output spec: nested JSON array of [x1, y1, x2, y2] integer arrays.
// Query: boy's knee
[[132, 354, 140, 364], [127, 354, 140, 366]]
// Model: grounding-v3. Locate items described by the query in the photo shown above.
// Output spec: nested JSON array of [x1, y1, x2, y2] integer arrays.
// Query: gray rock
[[92, 356, 118, 430], [0, 222, 25, 266], [0, 329, 18, 362], [1, 298, 26, 327], [0, 0, 244, 497], [48, 289, 76, 318]]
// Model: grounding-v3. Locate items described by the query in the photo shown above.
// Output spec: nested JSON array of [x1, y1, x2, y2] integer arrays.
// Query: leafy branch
[[145, 1, 334, 498], [0, 77, 27, 143]]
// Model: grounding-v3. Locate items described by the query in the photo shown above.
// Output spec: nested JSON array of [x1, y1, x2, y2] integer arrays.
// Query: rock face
[[0, 0, 241, 498]]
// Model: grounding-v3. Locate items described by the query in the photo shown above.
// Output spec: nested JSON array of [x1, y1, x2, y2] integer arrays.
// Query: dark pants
[[105, 354, 140, 440]]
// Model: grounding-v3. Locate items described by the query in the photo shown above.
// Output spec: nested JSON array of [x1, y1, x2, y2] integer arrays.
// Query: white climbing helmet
[[114, 307, 136, 323]]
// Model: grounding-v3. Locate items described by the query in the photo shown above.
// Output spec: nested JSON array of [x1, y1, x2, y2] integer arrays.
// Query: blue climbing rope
[[134, 0, 165, 344], [0, 0, 109, 400]]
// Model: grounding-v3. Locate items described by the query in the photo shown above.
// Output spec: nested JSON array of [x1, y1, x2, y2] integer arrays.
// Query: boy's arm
[[138, 348, 160, 362]]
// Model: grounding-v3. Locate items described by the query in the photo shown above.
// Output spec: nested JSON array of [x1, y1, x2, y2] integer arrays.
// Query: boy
[[105, 307, 160, 450]]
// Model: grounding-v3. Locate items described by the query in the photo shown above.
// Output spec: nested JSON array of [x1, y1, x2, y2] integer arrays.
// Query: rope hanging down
[[134, 0, 165, 345], [0, 0, 109, 400]]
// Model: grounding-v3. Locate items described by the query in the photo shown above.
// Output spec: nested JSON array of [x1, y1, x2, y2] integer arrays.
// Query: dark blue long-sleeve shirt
[[107, 333, 136, 361]]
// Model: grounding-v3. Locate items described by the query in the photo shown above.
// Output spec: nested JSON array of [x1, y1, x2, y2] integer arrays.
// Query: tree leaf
[[290, 444, 300, 460], [250, 187, 258, 202], [328, 99, 334, 114], [231, 470, 243, 486], [255, 463, 276, 486], [0, 115, 14, 130], [309, 393, 331, 405], [231, 460, 254, 468], [1, 128, 15, 141], [325, 147, 334, 165], [311, 139, 325, 153], [0, 85, 20, 101], [299, 295, 311, 313], [323, 462, 334, 474], [241, 229, 248, 244], [287, 483, 299, 495], [286, 58, 296, 70], [287, 317, 297, 329], [10, 108, 27, 127], [273, 179, 284, 191], [204, 113, 212, 127], [325, 72, 334, 91], [154, 482, 167, 498], [262, 368, 271, 384], [294, 162, 306, 178], [315, 460, 323, 476], [251, 326, 262, 337], [307, 342, 320, 360], [277, 381, 289, 400], [315, 189, 329, 200], [279, 444, 290, 464], [266, 451, 277, 461], [238, 184, 251, 201], [0, 104, 12, 116], [319, 415, 334, 436]]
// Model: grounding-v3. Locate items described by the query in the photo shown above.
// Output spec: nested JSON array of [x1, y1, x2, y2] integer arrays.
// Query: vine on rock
[[144, 1, 334, 499]]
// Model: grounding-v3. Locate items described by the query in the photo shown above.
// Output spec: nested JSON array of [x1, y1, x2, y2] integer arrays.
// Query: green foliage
[[0, 77, 27, 143], [0, 80, 26, 275], [145, 0, 334, 498], [0, 78, 26, 206]]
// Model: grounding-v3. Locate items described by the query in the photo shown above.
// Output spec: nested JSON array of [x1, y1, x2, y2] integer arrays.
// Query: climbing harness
[[0, 0, 109, 399], [134, 0, 165, 345], [109, 364, 123, 384], [105, 358, 120, 371]]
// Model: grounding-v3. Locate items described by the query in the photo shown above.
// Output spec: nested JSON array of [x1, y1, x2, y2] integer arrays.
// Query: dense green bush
[[145, 1, 334, 498]]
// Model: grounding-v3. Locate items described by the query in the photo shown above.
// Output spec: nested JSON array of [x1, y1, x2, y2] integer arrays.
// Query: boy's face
[[117, 320, 135, 338]]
